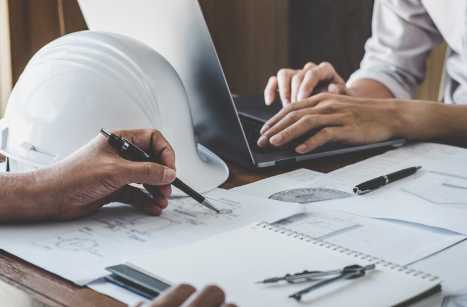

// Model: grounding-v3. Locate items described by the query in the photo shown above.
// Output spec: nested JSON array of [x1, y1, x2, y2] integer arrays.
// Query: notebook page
[[127, 224, 440, 307]]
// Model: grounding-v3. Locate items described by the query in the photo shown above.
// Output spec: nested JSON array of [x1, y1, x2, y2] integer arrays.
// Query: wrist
[[388, 99, 446, 141], [0, 168, 62, 222], [0, 172, 39, 222], [30, 165, 65, 220], [387, 99, 413, 138]]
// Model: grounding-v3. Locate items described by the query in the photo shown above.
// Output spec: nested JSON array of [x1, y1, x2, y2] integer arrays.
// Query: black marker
[[100, 129, 220, 213], [353, 166, 422, 195]]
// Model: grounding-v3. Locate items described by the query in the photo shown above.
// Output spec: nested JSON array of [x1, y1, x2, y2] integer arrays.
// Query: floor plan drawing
[[401, 171, 467, 208], [0, 189, 301, 285], [274, 212, 362, 240]]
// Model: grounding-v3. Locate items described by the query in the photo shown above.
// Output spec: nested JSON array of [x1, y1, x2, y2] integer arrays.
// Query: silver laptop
[[78, 0, 405, 168]]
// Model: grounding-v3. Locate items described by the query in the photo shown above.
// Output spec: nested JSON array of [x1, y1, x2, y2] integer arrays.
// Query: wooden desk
[[0, 147, 404, 306]]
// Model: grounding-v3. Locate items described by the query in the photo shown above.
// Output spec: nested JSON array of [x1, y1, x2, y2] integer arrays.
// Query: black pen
[[353, 166, 422, 195], [100, 129, 220, 213]]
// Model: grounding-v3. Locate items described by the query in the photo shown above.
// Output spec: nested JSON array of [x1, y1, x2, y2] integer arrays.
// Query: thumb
[[123, 161, 176, 186], [328, 83, 349, 95]]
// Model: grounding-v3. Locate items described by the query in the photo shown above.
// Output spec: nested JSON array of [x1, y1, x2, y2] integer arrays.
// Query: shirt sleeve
[[347, 0, 444, 99]]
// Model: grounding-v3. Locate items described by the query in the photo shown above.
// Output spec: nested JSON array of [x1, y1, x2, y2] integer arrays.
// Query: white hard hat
[[0, 31, 229, 195]]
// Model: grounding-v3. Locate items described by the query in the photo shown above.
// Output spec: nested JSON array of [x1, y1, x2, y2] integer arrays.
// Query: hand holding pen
[[101, 129, 220, 213]]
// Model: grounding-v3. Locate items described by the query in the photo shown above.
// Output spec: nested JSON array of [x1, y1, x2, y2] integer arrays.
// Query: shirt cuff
[[346, 69, 412, 99]]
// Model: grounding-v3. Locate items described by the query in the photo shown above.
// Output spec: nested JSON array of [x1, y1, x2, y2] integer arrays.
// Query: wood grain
[[200, 0, 289, 95], [0, 252, 125, 307], [8, 0, 87, 86], [415, 41, 448, 102], [0, 0, 12, 118], [289, 0, 374, 81]]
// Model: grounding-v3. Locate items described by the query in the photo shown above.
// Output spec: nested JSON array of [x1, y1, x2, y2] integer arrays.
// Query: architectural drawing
[[401, 171, 467, 208], [274, 213, 362, 240]]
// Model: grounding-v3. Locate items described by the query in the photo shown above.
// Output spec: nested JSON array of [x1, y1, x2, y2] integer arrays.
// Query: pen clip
[[354, 185, 384, 195], [121, 137, 150, 159]]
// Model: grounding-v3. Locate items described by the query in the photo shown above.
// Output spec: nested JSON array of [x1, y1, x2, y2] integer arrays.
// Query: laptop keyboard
[[239, 115, 290, 154]]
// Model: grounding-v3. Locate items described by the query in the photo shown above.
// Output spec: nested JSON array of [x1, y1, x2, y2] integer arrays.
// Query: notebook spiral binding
[[256, 222, 439, 282]]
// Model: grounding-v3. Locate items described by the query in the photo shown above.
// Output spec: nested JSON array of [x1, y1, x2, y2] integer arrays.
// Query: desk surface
[[0, 146, 432, 307]]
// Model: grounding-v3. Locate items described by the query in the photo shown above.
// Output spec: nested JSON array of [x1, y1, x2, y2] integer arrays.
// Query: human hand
[[132, 284, 236, 307], [264, 62, 351, 107], [257, 93, 405, 153], [32, 129, 176, 221]]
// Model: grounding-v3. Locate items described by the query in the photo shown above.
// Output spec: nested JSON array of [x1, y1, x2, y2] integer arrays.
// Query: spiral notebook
[[121, 222, 441, 306]]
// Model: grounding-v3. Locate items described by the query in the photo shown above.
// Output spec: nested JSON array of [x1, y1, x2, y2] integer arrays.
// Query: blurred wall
[[8, 0, 87, 85], [200, 0, 289, 95], [0, 0, 12, 118]]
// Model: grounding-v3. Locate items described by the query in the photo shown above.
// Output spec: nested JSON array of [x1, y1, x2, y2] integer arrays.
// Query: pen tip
[[416, 166, 422, 170]]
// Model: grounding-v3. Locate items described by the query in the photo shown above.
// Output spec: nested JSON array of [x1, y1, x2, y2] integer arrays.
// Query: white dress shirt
[[347, 0, 467, 104]]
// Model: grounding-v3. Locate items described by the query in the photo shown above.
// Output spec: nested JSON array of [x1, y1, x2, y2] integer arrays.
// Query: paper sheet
[[272, 207, 465, 266], [90, 222, 467, 307], [231, 168, 324, 198], [299, 143, 467, 234], [127, 224, 441, 307], [441, 286, 467, 307], [233, 168, 466, 265], [408, 239, 467, 307], [0, 188, 302, 285]]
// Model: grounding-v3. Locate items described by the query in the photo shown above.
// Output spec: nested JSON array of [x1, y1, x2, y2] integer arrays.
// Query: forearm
[[0, 169, 61, 222], [393, 100, 467, 143], [348, 79, 395, 99]]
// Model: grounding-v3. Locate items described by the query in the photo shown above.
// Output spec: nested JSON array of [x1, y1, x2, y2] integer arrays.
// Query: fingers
[[123, 161, 176, 187], [143, 184, 171, 209], [143, 183, 172, 199], [296, 127, 349, 153], [146, 284, 197, 307], [297, 62, 345, 101], [264, 76, 278, 105], [185, 285, 226, 307], [141, 285, 230, 307], [328, 83, 348, 95], [277, 69, 296, 106], [108, 185, 166, 215], [265, 62, 347, 110], [266, 114, 344, 147], [258, 94, 333, 145], [112, 129, 176, 171], [290, 73, 305, 103]]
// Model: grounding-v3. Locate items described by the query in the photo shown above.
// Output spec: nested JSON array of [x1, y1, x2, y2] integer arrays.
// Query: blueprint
[[234, 166, 467, 266], [272, 206, 465, 266], [0, 188, 301, 285], [401, 171, 467, 207], [301, 143, 467, 234]]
